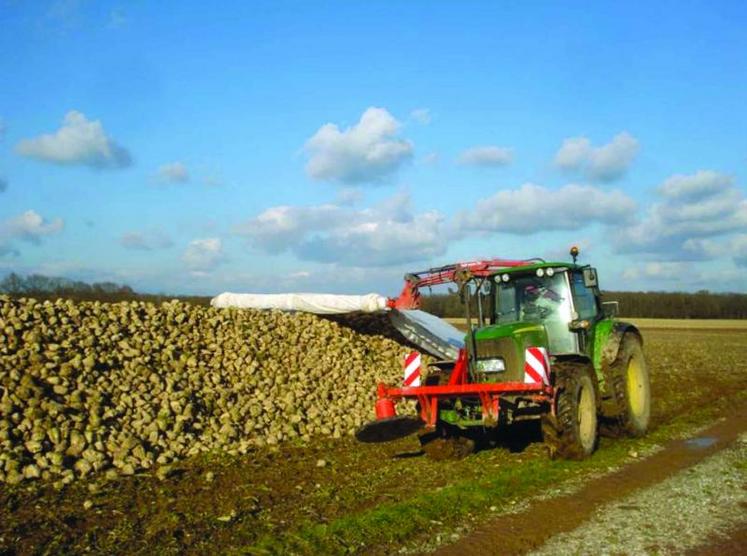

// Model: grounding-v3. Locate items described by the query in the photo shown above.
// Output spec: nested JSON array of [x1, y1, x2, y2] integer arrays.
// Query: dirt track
[[436, 406, 747, 555]]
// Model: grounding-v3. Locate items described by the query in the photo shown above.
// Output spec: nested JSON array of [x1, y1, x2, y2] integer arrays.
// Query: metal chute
[[388, 309, 464, 361]]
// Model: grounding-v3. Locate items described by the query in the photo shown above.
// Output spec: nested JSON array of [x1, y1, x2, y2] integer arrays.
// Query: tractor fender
[[601, 321, 643, 368]]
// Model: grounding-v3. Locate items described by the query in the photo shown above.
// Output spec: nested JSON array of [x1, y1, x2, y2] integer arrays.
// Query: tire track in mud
[[435, 405, 747, 556]]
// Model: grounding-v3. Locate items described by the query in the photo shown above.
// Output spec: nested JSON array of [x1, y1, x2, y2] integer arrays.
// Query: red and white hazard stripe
[[524, 347, 550, 385], [403, 351, 421, 387]]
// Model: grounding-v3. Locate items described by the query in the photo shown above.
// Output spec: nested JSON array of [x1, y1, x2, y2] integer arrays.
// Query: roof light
[[546, 267, 555, 277], [536, 268, 545, 277], [501, 273, 510, 282]]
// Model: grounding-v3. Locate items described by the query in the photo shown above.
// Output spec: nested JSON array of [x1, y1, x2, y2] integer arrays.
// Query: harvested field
[[0, 306, 746, 555]]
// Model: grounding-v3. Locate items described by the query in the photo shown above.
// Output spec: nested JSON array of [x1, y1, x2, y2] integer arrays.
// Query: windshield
[[494, 271, 577, 354]]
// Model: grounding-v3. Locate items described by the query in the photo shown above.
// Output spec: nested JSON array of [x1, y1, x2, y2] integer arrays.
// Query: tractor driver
[[520, 282, 562, 321]]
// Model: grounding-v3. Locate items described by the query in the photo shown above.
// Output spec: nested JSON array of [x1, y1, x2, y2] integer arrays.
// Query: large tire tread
[[542, 361, 598, 460], [607, 334, 650, 437]]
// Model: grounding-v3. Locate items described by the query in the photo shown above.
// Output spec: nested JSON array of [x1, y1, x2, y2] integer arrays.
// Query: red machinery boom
[[386, 259, 536, 310]]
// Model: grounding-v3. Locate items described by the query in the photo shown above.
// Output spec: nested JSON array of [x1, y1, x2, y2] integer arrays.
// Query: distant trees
[[0, 272, 134, 297], [0, 272, 210, 306], [1, 272, 746, 318], [601, 290, 747, 319]]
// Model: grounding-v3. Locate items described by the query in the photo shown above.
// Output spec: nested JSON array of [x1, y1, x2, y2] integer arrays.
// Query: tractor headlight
[[546, 267, 555, 276], [476, 357, 506, 373], [536, 268, 545, 277]]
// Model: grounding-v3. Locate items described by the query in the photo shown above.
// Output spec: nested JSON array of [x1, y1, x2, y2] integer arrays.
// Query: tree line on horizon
[[1, 272, 746, 319]]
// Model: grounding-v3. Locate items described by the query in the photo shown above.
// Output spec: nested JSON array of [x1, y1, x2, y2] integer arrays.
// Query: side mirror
[[583, 267, 598, 288], [602, 301, 619, 318]]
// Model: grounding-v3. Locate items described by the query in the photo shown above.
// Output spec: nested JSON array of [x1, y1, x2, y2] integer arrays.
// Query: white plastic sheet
[[210, 292, 388, 314]]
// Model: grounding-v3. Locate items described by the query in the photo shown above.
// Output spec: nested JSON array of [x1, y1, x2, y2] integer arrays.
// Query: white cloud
[[16, 111, 132, 169], [182, 238, 225, 272], [156, 161, 189, 184], [456, 183, 636, 234], [616, 170, 747, 259], [304, 107, 413, 184], [3, 210, 65, 243], [458, 146, 513, 167], [120, 230, 174, 251], [0, 210, 64, 248], [554, 132, 639, 182], [410, 108, 431, 125], [235, 193, 448, 267], [658, 170, 733, 201]]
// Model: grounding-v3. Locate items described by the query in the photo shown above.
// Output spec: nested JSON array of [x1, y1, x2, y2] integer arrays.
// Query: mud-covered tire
[[608, 334, 651, 437], [542, 361, 598, 460]]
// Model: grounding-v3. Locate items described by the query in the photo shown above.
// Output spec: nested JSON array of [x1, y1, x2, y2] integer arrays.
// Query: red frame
[[375, 349, 554, 427]]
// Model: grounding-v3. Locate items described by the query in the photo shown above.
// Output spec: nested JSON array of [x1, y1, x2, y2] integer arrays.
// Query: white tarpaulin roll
[[210, 292, 388, 314]]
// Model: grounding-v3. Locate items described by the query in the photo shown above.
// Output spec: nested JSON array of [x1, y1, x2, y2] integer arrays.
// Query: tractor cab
[[487, 263, 601, 357]]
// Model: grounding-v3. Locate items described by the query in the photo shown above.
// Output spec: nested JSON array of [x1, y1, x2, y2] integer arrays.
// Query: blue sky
[[1, 1, 746, 295]]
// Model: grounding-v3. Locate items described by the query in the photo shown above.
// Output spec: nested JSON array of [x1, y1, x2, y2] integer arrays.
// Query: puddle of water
[[684, 436, 717, 449]]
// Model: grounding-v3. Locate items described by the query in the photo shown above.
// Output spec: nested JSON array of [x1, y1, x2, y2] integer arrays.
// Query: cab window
[[571, 271, 598, 320]]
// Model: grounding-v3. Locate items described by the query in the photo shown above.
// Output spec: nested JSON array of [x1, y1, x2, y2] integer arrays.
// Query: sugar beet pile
[[0, 296, 413, 485]]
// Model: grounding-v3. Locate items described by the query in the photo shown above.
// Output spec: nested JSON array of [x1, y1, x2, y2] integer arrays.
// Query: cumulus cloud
[[410, 108, 431, 125], [304, 107, 413, 185], [458, 146, 513, 167], [616, 170, 747, 259], [0, 210, 64, 247], [456, 183, 636, 234], [182, 238, 225, 272], [657, 170, 732, 201], [15, 111, 132, 169], [120, 230, 174, 251], [235, 193, 448, 267], [155, 161, 189, 184], [554, 132, 639, 182]]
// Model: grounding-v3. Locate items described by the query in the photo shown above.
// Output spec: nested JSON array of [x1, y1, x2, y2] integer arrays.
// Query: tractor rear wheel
[[609, 334, 651, 437], [542, 361, 598, 460]]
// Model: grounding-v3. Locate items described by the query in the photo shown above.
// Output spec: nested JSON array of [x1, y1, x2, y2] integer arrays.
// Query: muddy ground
[[1, 323, 746, 555]]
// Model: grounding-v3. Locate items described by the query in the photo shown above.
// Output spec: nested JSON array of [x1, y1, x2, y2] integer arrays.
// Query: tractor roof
[[495, 260, 583, 276]]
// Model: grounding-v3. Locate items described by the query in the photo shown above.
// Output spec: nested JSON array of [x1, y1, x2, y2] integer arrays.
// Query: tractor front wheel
[[542, 361, 598, 460]]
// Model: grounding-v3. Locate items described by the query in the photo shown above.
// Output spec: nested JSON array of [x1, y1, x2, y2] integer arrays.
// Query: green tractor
[[357, 248, 651, 459]]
